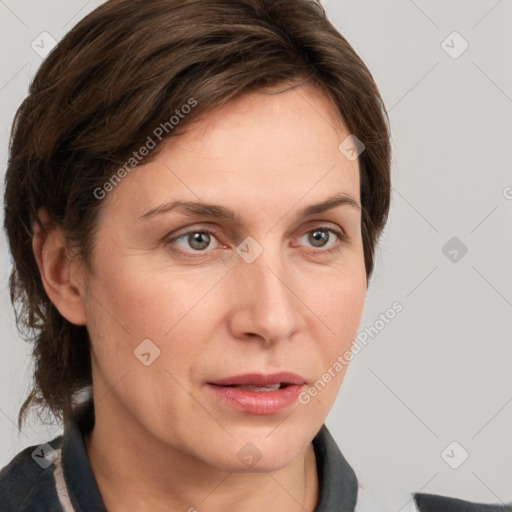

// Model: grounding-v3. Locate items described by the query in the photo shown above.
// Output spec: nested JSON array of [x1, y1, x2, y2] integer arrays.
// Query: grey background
[[1, 0, 511, 509]]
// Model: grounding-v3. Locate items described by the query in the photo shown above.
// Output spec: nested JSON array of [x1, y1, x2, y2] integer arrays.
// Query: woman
[[0, 1, 508, 510]]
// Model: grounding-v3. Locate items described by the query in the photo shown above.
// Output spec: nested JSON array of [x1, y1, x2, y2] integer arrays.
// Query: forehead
[[105, 83, 360, 221], [180, 83, 349, 160]]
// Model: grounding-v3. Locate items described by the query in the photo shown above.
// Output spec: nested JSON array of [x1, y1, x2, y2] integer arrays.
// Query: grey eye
[[185, 232, 211, 250], [307, 229, 330, 247]]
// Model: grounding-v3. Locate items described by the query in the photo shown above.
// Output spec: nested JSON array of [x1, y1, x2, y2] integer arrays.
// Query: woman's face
[[80, 83, 367, 472]]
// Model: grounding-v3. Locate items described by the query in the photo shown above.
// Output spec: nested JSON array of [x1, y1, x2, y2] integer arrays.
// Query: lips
[[208, 372, 307, 387], [206, 372, 307, 414]]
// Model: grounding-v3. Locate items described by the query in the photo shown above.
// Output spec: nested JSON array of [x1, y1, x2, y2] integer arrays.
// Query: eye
[[297, 226, 347, 253], [166, 228, 220, 255]]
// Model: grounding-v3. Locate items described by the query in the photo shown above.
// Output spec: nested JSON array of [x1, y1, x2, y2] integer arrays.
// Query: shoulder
[[0, 436, 63, 512], [354, 485, 512, 512], [413, 492, 512, 512]]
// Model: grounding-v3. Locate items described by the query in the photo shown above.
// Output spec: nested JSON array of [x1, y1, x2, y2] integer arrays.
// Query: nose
[[227, 240, 304, 345]]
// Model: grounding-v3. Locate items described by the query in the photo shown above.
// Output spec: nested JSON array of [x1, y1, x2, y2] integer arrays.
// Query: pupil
[[310, 229, 327, 247], [191, 232, 209, 250]]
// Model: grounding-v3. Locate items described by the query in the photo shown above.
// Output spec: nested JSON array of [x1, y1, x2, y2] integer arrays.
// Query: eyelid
[[165, 222, 228, 238]]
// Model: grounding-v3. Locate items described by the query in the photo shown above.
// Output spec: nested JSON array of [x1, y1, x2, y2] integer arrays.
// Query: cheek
[[83, 258, 222, 375], [312, 259, 367, 376], [82, 265, 204, 415], [335, 276, 366, 333], [321, 253, 367, 331], [85, 259, 184, 337]]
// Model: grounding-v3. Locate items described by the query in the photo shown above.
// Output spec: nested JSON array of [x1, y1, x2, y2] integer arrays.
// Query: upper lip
[[208, 372, 306, 386]]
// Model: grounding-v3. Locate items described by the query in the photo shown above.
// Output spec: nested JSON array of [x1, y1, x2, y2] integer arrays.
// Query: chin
[[224, 425, 314, 472], [213, 448, 301, 474]]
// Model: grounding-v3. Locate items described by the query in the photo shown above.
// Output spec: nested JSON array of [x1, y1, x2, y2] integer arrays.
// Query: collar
[[61, 399, 106, 511], [312, 424, 358, 511]]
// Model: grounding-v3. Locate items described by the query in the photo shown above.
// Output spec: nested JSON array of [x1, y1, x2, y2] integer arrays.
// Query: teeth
[[235, 384, 281, 392]]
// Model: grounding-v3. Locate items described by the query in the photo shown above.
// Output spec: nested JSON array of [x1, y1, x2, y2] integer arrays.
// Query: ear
[[32, 208, 87, 326]]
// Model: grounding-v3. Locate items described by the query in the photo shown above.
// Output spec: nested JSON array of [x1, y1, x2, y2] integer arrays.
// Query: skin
[[33, 83, 367, 512]]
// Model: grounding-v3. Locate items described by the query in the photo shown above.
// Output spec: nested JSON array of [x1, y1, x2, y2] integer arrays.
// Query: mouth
[[206, 372, 307, 415], [208, 372, 306, 387], [214, 383, 289, 392]]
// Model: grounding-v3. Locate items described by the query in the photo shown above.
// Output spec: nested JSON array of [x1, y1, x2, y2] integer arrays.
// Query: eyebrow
[[139, 192, 361, 222]]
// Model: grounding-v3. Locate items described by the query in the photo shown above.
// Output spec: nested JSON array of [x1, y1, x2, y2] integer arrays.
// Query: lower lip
[[206, 384, 305, 415]]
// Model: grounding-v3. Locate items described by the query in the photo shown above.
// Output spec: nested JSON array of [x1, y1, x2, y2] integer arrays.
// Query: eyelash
[[164, 226, 349, 257]]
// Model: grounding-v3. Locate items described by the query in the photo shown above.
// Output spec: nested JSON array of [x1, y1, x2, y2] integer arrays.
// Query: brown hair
[[3, 0, 391, 426]]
